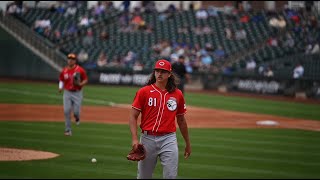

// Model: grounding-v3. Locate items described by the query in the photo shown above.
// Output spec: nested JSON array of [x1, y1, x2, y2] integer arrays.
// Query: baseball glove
[[73, 72, 81, 86], [126, 143, 146, 161]]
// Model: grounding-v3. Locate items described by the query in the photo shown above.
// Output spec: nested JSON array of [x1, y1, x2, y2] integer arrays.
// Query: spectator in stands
[[49, 4, 56, 12], [224, 3, 234, 17], [305, 42, 320, 55], [291, 13, 300, 24], [145, 25, 153, 33], [78, 49, 89, 64], [133, 61, 144, 71], [242, 1, 252, 13], [160, 40, 172, 58], [143, 1, 156, 14], [53, 30, 62, 43], [67, 24, 78, 36], [158, 11, 168, 22], [56, 4, 65, 14], [277, 16, 287, 29], [213, 46, 226, 60], [269, 16, 286, 33], [119, 11, 130, 27], [195, 7, 208, 20], [222, 63, 234, 75], [225, 26, 233, 40], [108, 55, 123, 68], [293, 63, 304, 79], [92, 1, 105, 16], [99, 30, 108, 41], [6, 2, 17, 14], [207, 6, 218, 17], [258, 64, 266, 75], [121, 1, 131, 12], [245, 58, 256, 71], [82, 29, 93, 47], [79, 15, 90, 27], [306, 15, 318, 30], [240, 14, 250, 23], [122, 51, 136, 68], [292, 23, 302, 36], [34, 18, 51, 34], [178, 26, 188, 34], [264, 66, 274, 77], [251, 12, 264, 23], [200, 52, 213, 71], [204, 42, 214, 52], [193, 26, 203, 35], [235, 28, 247, 40], [130, 14, 146, 31], [64, 5, 77, 17], [267, 36, 278, 47], [283, 33, 295, 48], [203, 25, 213, 34], [97, 51, 108, 67]]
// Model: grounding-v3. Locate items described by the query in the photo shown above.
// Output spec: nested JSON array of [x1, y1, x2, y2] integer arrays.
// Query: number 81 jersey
[[132, 84, 187, 133]]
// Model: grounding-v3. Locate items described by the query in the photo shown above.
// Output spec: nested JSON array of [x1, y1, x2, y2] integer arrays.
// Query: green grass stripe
[[0, 87, 115, 106], [189, 128, 320, 141], [179, 162, 309, 178]]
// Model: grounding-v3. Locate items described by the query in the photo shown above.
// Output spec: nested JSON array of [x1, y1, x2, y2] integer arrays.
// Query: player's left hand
[[184, 145, 191, 159]]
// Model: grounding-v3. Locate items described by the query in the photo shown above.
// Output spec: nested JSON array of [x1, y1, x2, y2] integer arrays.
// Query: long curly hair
[[146, 71, 180, 93]]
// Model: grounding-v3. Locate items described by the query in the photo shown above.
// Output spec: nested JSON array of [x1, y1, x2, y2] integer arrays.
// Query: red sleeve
[[176, 91, 186, 116], [80, 67, 88, 80], [132, 88, 145, 111], [59, 69, 64, 81]]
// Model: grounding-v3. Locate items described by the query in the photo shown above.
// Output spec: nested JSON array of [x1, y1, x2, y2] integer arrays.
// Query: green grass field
[[0, 81, 320, 178]]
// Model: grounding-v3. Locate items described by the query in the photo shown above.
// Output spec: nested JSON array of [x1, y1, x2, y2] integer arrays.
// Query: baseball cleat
[[74, 115, 80, 125], [64, 131, 72, 136]]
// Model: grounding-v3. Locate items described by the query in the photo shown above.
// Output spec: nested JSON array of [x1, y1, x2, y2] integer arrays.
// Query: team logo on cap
[[159, 61, 165, 66], [167, 98, 177, 111]]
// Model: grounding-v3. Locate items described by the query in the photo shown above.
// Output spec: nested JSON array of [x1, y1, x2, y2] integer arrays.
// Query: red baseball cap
[[154, 59, 172, 72]]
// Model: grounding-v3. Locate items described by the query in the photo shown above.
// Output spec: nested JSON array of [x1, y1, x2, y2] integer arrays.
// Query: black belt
[[68, 89, 79, 92]]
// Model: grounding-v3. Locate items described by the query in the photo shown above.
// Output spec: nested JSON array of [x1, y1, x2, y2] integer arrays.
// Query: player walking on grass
[[59, 53, 88, 136], [129, 59, 191, 179]]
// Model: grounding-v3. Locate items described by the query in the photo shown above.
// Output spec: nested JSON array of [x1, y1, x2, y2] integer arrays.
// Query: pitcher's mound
[[0, 147, 59, 161]]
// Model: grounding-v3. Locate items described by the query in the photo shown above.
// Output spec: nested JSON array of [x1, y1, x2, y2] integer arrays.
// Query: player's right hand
[[59, 89, 63, 93]]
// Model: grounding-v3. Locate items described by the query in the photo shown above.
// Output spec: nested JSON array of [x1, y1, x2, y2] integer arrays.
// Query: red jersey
[[132, 84, 187, 133], [59, 65, 88, 91]]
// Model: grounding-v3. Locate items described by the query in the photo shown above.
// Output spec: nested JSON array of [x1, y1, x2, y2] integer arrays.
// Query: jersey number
[[148, 98, 156, 107]]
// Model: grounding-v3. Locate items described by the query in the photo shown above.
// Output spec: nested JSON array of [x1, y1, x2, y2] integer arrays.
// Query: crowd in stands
[[5, 1, 320, 80]]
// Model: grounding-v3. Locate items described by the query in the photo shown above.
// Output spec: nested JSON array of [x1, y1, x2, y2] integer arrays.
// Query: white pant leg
[[159, 133, 178, 179], [137, 134, 158, 179]]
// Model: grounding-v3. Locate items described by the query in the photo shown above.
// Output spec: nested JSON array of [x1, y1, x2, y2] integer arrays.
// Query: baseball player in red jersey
[[59, 53, 88, 136], [129, 59, 191, 179]]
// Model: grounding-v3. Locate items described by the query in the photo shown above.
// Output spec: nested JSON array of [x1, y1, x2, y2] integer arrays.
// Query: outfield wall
[[0, 26, 59, 81]]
